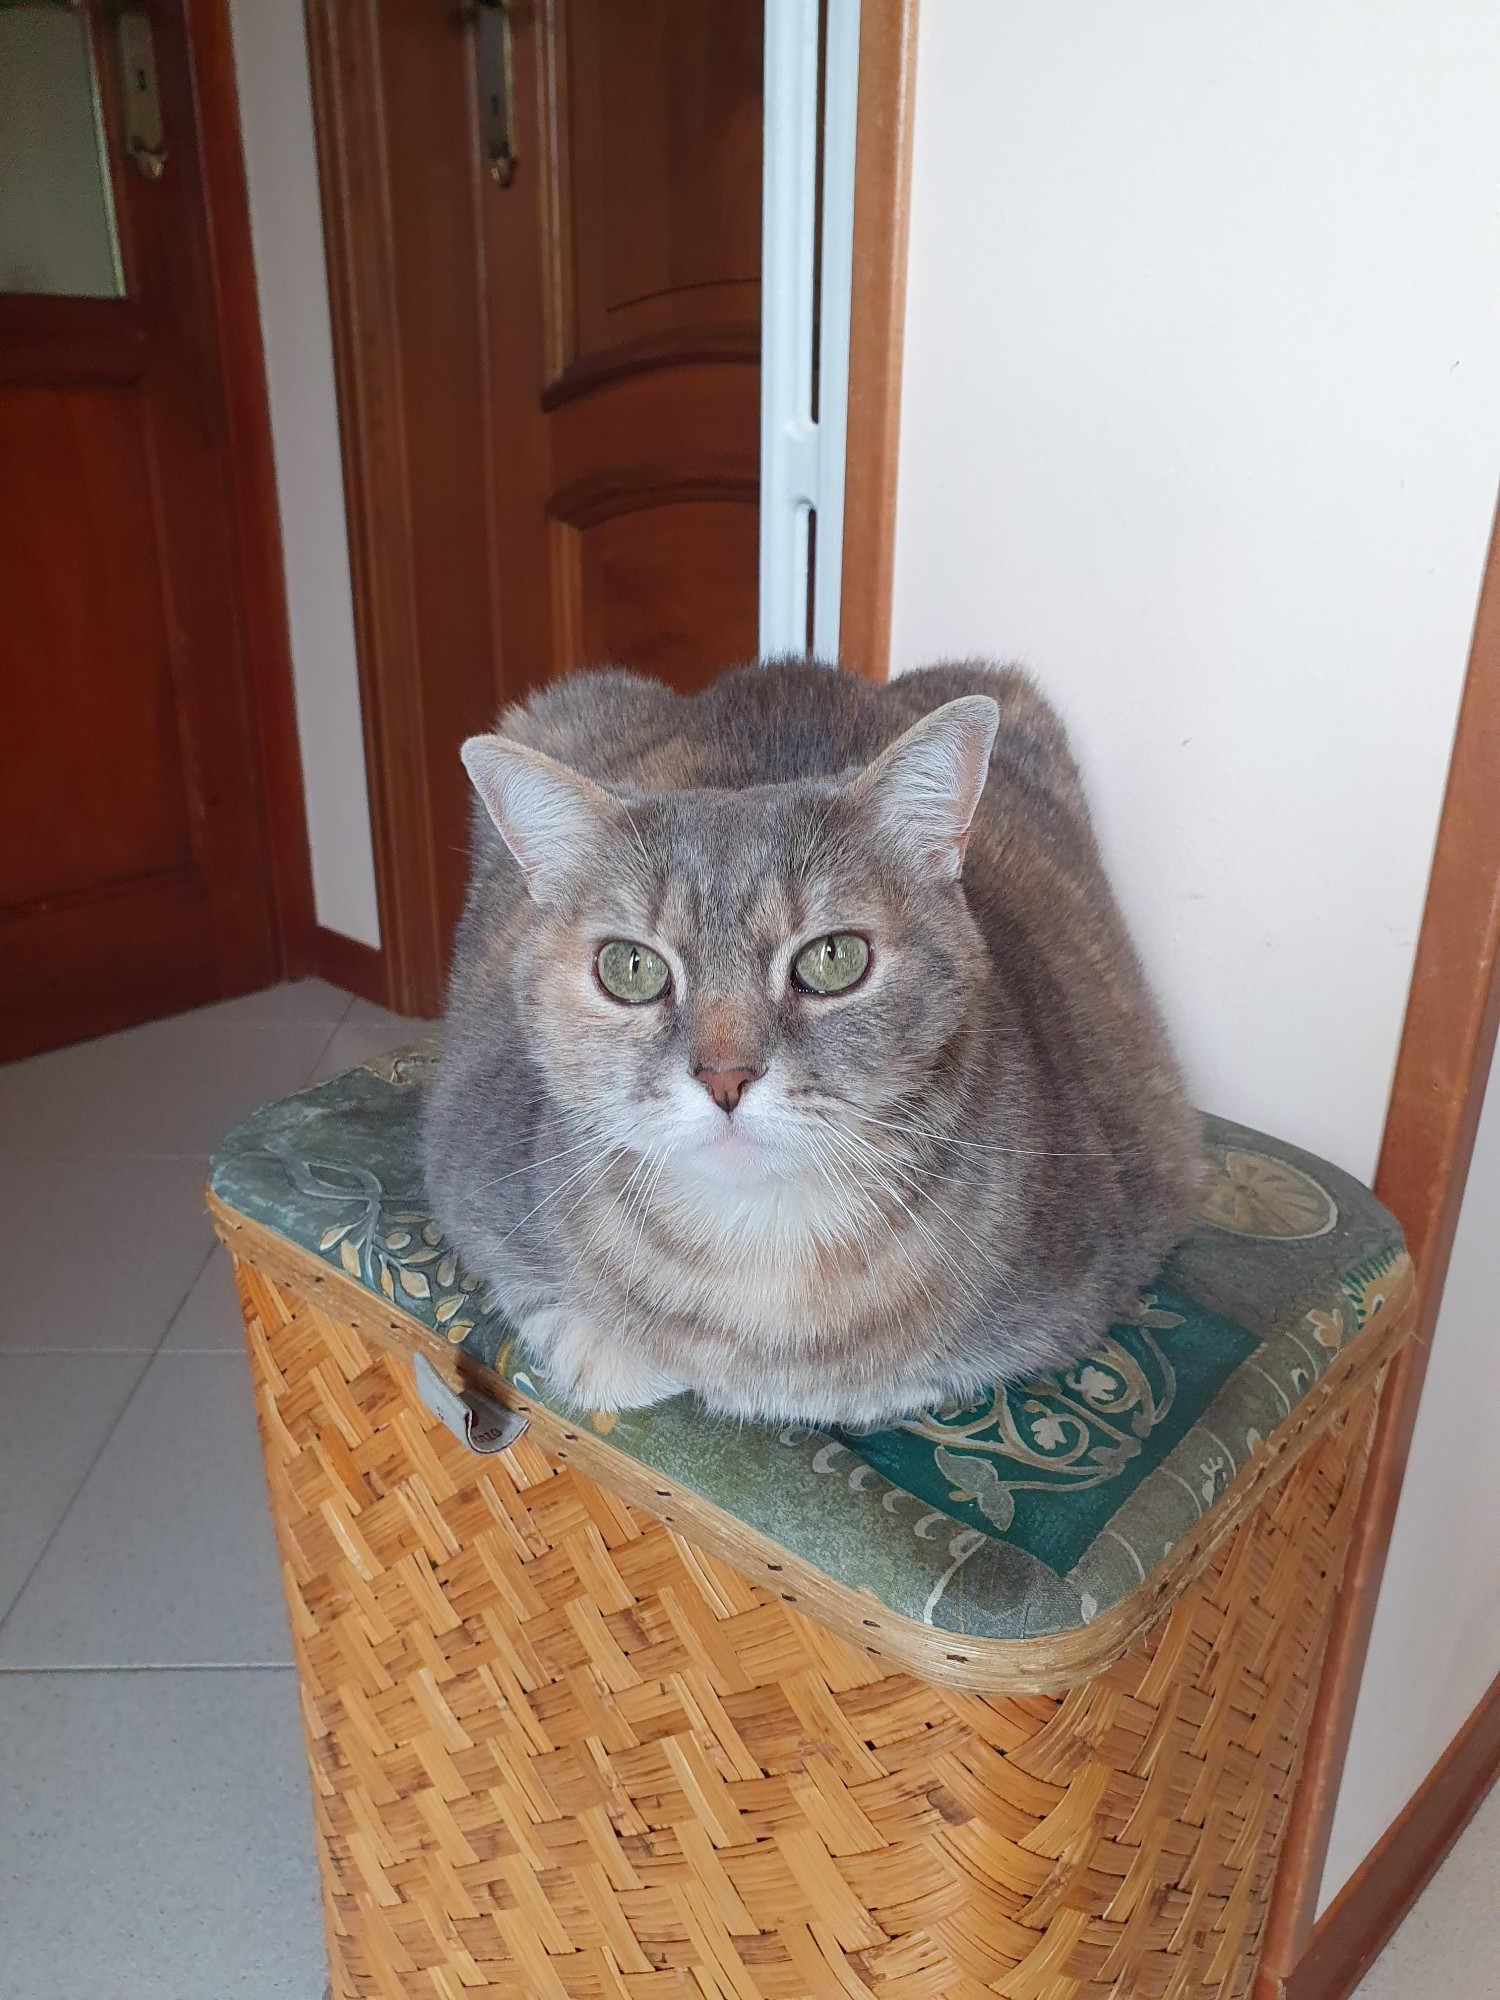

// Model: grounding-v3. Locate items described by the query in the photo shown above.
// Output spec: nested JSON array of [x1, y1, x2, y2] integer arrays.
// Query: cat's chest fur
[[592, 1165, 877, 1343]]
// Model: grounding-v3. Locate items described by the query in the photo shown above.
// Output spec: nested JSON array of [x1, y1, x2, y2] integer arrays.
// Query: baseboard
[[1281, 1669, 1500, 2000], [311, 925, 388, 1009]]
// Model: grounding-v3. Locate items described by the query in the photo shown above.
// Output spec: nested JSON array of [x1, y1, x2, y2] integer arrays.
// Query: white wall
[[1319, 1062, 1500, 1905], [228, 0, 381, 949], [890, 0, 1500, 1184], [890, 0, 1500, 1904]]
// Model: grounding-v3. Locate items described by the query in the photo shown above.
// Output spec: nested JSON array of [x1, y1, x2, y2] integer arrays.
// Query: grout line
[[0, 1346, 176, 1356], [0, 1151, 216, 1163], [0, 983, 359, 1660], [155, 1243, 222, 1352], [0, 982, 354, 1661], [143, 1347, 243, 1355], [0, 1347, 157, 1646], [0, 1662, 296, 1675], [302, 994, 359, 1089], [150, 1249, 218, 1359], [0, 1230, 218, 1644]]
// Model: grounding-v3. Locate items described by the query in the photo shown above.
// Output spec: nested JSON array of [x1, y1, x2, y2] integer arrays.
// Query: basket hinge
[[413, 1353, 529, 1454]]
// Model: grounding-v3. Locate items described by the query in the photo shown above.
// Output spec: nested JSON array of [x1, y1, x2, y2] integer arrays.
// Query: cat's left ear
[[461, 735, 620, 904], [849, 696, 1000, 880]]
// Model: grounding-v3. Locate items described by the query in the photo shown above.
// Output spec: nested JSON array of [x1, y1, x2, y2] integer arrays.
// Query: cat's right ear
[[847, 696, 1000, 880], [461, 735, 617, 904]]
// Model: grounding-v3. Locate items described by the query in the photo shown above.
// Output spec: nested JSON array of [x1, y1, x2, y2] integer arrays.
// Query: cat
[[423, 660, 1200, 1427]]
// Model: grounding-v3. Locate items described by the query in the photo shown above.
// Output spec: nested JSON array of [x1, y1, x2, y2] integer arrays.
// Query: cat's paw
[[520, 1307, 683, 1413]]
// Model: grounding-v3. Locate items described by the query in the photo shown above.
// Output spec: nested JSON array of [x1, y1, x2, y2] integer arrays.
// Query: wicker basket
[[210, 1057, 1412, 2000]]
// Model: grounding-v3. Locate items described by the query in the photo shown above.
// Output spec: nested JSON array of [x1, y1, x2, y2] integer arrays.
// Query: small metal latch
[[116, 10, 168, 181], [413, 1353, 528, 1454], [474, 0, 518, 186]]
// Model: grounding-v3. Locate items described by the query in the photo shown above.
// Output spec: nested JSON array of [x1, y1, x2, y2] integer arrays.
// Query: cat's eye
[[596, 939, 671, 1004], [792, 932, 871, 996]]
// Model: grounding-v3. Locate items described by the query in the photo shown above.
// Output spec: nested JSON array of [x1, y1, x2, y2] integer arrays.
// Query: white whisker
[[814, 1151, 944, 1322], [818, 1124, 995, 1319], [618, 1146, 673, 1332], [838, 1124, 1023, 1309], [573, 1150, 655, 1304], [617, 797, 656, 882], [491, 1147, 626, 1250], [459, 1133, 603, 1201], [559, 1149, 639, 1253], [848, 1109, 1106, 1160]]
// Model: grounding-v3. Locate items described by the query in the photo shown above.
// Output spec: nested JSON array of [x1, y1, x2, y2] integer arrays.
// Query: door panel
[[563, 0, 762, 363], [487, 0, 762, 697], [1, 384, 191, 905], [575, 499, 760, 692], [0, 1, 279, 1059]]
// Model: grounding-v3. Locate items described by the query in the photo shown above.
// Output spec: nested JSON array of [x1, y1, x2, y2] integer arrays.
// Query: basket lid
[[209, 1044, 1410, 1691]]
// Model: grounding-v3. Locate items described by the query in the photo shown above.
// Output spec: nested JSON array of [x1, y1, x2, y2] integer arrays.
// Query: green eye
[[792, 932, 871, 996], [596, 939, 671, 1004]]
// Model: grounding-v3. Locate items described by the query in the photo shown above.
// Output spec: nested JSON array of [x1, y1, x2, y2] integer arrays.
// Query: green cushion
[[210, 1047, 1407, 1646]]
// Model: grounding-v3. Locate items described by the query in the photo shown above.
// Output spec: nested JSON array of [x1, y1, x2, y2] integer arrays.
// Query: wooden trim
[[187, 0, 317, 980], [311, 925, 389, 1010], [304, 0, 436, 1019], [304, 0, 494, 1020], [839, 0, 920, 683], [547, 463, 761, 529], [1282, 1671, 1500, 2000], [208, 1189, 1411, 1701], [1256, 501, 1500, 1995], [540, 325, 759, 411]]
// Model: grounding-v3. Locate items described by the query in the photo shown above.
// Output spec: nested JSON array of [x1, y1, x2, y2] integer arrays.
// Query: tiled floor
[[0, 979, 1493, 1996], [0, 981, 425, 2000]]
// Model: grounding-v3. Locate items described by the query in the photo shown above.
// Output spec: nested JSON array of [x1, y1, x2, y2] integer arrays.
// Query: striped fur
[[424, 661, 1198, 1424]]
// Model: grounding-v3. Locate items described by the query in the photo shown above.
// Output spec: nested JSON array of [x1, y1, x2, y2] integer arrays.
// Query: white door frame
[[759, 0, 861, 661]]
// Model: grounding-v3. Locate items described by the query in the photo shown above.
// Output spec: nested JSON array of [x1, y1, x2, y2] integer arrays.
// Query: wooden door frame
[[174, 0, 321, 983], [841, 0, 919, 684], [305, 0, 919, 1014], [1254, 499, 1500, 1998]]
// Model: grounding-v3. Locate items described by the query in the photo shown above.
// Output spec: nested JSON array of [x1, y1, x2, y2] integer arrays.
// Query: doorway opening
[[306, 0, 917, 1017]]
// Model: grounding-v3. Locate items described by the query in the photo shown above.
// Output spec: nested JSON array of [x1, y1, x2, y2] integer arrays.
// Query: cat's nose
[[694, 1064, 761, 1114]]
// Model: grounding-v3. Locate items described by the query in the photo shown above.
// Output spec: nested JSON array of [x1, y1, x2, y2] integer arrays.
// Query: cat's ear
[[461, 735, 619, 903], [850, 696, 1000, 880]]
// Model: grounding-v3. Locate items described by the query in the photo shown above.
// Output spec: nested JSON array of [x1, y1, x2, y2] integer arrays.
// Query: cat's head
[[461, 696, 1000, 1192]]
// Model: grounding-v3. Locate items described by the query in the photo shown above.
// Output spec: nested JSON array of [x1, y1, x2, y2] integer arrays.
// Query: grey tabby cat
[[423, 661, 1199, 1426]]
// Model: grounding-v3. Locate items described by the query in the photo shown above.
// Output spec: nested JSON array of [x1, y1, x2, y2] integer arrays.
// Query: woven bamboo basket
[[209, 1064, 1411, 2000]]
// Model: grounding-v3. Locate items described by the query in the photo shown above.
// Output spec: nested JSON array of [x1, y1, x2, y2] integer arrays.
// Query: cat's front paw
[[520, 1307, 683, 1413]]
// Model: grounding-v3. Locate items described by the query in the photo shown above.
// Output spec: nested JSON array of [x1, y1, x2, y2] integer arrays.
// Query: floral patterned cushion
[[209, 1048, 1409, 1647]]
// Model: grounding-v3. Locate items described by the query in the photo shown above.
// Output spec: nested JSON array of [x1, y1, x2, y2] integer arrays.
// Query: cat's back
[[499, 658, 1084, 808]]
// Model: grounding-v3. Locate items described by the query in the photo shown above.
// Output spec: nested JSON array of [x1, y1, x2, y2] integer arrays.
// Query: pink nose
[[694, 1065, 760, 1114]]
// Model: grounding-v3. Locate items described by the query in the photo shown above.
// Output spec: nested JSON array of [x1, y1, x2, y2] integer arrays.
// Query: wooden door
[[0, 0, 281, 1060], [484, 0, 763, 697], [305, 0, 765, 1013]]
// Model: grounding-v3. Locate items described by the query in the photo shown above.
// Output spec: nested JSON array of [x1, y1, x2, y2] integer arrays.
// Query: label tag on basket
[[413, 1353, 529, 1454]]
